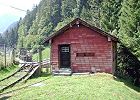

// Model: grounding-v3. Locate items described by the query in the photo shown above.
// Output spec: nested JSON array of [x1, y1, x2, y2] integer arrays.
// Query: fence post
[[35, 46, 42, 76], [39, 45, 42, 63], [12, 48, 15, 64], [4, 44, 6, 68], [38, 46, 42, 74]]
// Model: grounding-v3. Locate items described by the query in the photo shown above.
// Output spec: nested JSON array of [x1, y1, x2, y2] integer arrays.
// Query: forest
[[0, 0, 139, 56], [0, 0, 140, 85]]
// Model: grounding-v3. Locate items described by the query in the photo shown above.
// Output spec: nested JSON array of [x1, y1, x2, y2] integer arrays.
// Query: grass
[[1, 73, 140, 100], [0, 65, 18, 80], [32, 47, 50, 62], [0, 72, 27, 87]]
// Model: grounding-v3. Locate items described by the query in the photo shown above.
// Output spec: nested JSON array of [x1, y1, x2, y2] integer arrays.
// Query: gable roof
[[43, 18, 118, 44]]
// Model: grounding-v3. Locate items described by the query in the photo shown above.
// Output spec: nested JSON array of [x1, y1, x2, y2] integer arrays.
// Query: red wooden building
[[44, 18, 118, 74]]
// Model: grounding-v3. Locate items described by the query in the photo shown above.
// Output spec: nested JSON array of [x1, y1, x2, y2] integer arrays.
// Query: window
[[61, 47, 69, 52], [76, 53, 95, 57]]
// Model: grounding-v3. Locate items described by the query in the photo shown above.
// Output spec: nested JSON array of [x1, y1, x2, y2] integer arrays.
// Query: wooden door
[[59, 45, 70, 68]]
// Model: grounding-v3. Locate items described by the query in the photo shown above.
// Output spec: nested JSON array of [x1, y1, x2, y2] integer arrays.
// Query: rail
[[0, 59, 50, 93]]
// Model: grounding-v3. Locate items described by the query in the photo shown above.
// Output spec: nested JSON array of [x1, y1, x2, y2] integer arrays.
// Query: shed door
[[59, 45, 70, 68]]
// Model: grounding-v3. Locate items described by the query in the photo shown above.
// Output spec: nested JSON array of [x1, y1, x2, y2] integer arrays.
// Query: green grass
[[32, 47, 50, 62], [2, 73, 140, 100], [0, 65, 18, 80], [0, 72, 27, 87]]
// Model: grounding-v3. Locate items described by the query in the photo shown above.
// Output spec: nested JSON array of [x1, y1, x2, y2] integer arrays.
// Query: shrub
[[116, 44, 140, 86]]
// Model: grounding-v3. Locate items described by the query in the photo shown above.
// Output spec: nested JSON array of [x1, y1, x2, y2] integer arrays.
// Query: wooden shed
[[44, 18, 118, 74]]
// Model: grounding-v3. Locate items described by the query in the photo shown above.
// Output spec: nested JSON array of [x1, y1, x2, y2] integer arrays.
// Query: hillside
[[15, 0, 140, 58], [1, 73, 140, 100], [1, 0, 140, 87], [0, 14, 19, 33], [16, 0, 140, 86], [1, 0, 139, 59], [32, 47, 50, 61]]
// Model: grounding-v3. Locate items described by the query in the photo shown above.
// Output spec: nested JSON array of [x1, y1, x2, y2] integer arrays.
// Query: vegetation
[[116, 44, 140, 86], [0, 0, 140, 86], [2, 73, 140, 100], [0, 22, 19, 47], [0, 54, 4, 68], [0, 65, 18, 80], [0, 0, 139, 58], [1, 0, 139, 59], [32, 47, 50, 61], [118, 0, 140, 59], [0, 48, 15, 68], [0, 34, 5, 44], [1, 0, 139, 58]]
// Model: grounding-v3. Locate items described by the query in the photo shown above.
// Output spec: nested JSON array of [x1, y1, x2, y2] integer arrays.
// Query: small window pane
[[61, 47, 69, 52]]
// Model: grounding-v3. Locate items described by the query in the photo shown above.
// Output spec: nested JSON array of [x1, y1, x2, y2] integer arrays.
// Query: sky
[[0, 0, 41, 33]]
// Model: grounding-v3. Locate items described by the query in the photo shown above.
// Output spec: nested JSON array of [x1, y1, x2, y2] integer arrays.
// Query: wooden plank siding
[[51, 24, 116, 73], [44, 18, 118, 74]]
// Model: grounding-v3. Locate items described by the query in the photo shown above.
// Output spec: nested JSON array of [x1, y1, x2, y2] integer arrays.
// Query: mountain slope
[[0, 14, 19, 33]]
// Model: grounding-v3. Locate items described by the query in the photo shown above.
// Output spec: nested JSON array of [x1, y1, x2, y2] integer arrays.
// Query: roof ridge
[[43, 18, 118, 44]]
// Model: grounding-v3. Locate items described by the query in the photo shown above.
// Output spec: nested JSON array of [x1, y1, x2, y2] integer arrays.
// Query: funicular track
[[0, 62, 39, 92]]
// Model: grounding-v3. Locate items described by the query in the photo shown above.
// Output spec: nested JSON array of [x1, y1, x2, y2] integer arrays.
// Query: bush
[[116, 44, 140, 86]]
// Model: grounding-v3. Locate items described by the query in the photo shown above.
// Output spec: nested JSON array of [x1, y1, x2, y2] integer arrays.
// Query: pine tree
[[29, 1, 45, 35], [78, 0, 89, 17], [61, 0, 77, 19], [119, 0, 140, 58], [100, 0, 122, 33], [87, 0, 103, 27], [37, 0, 53, 36], [50, 0, 62, 26]]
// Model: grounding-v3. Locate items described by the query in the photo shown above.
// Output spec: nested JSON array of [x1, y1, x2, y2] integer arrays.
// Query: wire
[[0, 2, 27, 12], [10, 6, 27, 12]]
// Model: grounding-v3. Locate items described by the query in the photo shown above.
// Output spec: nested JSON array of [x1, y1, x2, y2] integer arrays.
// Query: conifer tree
[[61, 0, 77, 19], [100, 0, 122, 33], [50, 0, 62, 26], [87, 0, 103, 27], [119, 0, 140, 58]]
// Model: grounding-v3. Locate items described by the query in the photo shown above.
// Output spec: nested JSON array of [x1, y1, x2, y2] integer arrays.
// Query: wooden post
[[36, 46, 42, 76], [12, 48, 15, 64], [49, 40, 52, 74], [39, 46, 42, 63], [4, 44, 6, 68]]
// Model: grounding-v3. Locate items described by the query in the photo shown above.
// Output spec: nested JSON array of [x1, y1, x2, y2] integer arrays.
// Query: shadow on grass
[[114, 77, 140, 92], [0, 68, 10, 72], [0, 96, 11, 100], [31, 71, 52, 79], [0, 65, 17, 73], [39, 72, 52, 78]]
